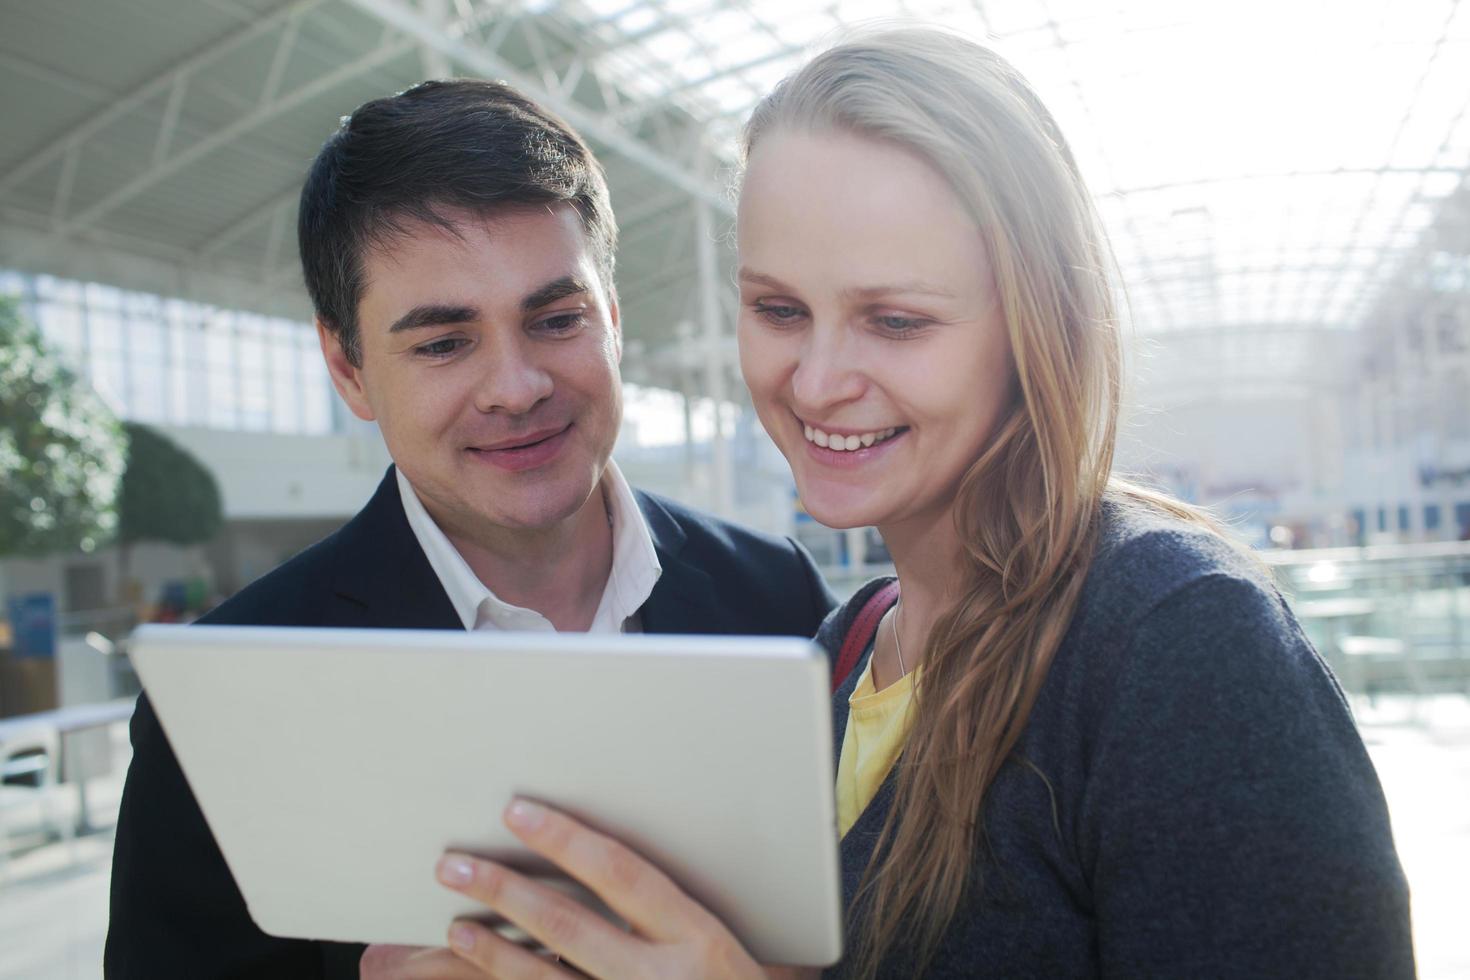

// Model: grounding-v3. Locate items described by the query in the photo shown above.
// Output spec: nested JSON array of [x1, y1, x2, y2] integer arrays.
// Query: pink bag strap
[[831, 580, 900, 693]]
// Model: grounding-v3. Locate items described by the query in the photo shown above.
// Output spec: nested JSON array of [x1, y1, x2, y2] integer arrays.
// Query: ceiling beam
[[338, 0, 731, 215], [30, 35, 416, 249], [0, 218, 313, 322], [1113, 166, 1468, 198], [0, 0, 326, 200], [0, 51, 112, 103], [1131, 322, 1357, 341], [195, 186, 303, 259]]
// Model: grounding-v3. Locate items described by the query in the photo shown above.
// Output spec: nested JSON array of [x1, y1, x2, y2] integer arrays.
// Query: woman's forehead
[[737, 131, 991, 296]]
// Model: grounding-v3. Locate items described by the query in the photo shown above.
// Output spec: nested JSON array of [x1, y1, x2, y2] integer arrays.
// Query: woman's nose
[[790, 326, 866, 412]]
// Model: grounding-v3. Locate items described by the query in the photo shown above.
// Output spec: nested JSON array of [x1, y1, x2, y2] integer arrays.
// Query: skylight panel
[[615, 5, 660, 33], [1389, 58, 1470, 168], [543, 0, 1464, 342], [580, 0, 634, 17], [641, 27, 701, 74], [975, 0, 1050, 37], [659, 0, 716, 15]]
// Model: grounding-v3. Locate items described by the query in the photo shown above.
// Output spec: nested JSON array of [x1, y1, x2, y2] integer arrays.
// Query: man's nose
[[473, 339, 554, 415]]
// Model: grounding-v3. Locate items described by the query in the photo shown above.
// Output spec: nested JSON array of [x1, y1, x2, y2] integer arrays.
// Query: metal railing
[[820, 542, 1470, 702], [1264, 541, 1470, 698]]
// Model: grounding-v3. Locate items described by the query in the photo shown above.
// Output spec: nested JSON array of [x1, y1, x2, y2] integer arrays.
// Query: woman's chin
[[796, 489, 892, 531]]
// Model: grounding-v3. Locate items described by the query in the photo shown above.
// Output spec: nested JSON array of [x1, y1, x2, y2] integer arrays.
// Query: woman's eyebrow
[[739, 268, 954, 300], [841, 281, 955, 301], [738, 268, 789, 290]]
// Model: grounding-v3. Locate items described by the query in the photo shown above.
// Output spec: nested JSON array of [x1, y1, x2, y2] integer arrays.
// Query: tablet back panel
[[129, 625, 842, 965]]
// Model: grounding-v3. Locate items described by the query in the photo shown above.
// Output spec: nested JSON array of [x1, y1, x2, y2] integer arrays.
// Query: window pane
[[236, 316, 271, 432], [300, 333, 333, 434], [205, 313, 238, 429], [266, 320, 302, 433], [128, 317, 168, 423]]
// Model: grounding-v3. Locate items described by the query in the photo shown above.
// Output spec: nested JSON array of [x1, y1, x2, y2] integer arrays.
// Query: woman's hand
[[430, 798, 816, 980], [359, 943, 490, 979]]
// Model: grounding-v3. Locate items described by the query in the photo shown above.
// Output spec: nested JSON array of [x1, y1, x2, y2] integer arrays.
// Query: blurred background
[[0, 0, 1466, 976]]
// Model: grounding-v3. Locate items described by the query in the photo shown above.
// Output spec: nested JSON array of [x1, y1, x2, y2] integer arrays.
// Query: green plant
[[118, 422, 223, 547], [0, 295, 126, 557]]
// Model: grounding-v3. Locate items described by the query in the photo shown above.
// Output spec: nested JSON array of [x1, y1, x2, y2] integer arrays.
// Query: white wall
[[157, 422, 391, 521]]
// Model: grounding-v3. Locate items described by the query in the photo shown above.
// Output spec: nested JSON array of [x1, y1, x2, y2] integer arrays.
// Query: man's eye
[[414, 338, 465, 358], [536, 313, 587, 333], [752, 302, 805, 325]]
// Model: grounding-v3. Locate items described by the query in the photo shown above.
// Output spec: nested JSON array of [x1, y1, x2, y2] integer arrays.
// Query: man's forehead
[[371, 201, 584, 253], [360, 204, 598, 302]]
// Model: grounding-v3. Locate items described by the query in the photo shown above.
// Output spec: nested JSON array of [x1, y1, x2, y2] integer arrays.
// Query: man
[[104, 80, 836, 978]]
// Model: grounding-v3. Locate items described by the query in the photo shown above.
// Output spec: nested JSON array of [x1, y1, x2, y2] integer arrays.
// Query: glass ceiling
[[540, 0, 1470, 338]]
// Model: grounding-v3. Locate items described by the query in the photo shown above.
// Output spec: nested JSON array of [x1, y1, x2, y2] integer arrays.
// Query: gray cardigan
[[818, 497, 1414, 979]]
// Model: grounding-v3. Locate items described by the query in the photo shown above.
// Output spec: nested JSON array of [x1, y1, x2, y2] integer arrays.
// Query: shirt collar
[[395, 462, 661, 633]]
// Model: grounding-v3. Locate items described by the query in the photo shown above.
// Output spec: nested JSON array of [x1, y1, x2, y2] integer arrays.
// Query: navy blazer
[[105, 468, 836, 979]]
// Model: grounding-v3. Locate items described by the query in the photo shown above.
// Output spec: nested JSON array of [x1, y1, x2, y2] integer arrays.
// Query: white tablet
[[128, 624, 843, 966]]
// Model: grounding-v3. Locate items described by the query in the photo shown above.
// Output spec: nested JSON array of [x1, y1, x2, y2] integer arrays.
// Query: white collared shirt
[[396, 461, 662, 633]]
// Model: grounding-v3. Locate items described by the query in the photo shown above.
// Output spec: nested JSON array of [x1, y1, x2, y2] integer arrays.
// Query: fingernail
[[437, 855, 475, 886], [449, 922, 476, 951], [506, 798, 547, 831]]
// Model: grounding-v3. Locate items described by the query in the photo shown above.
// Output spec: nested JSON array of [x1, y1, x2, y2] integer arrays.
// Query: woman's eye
[[752, 302, 806, 325], [873, 314, 928, 334], [414, 338, 465, 358]]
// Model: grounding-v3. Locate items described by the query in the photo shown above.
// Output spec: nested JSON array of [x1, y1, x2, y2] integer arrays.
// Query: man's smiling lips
[[465, 424, 572, 472]]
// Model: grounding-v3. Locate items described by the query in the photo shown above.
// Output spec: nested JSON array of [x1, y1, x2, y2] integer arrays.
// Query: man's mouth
[[468, 425, 570, 454], [463, 424, 573, 472]]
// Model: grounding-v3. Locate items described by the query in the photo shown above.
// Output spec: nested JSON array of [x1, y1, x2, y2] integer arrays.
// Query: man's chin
[[470, 481, 604, 536], [407, 453, 608, 539]]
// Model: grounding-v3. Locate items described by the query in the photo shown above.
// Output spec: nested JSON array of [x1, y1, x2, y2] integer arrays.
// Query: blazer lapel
[[633, 491, 729, 635], [325, 467, 462, 631]]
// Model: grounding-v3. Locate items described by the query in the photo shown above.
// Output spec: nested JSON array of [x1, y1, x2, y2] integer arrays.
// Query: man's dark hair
[[297, 79, 617, 365]]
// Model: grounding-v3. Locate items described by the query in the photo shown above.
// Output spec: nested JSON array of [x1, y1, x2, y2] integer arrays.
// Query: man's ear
[[316, 319, 376, 422], [607, 290, 622, 364]]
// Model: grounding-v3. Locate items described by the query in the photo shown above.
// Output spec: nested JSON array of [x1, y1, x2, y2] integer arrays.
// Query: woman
[[417, 28, 1413, 979]]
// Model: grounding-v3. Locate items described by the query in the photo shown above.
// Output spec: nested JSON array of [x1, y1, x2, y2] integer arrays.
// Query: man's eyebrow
[[522, 275, 592, 312], [388, 304, 479, 334]]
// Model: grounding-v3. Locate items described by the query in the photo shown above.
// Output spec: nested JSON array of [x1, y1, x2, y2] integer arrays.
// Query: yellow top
[[835, 654, 918, 838]]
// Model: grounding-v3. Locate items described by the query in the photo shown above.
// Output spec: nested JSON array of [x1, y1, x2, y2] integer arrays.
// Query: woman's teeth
[[803, 424, 899, 452]]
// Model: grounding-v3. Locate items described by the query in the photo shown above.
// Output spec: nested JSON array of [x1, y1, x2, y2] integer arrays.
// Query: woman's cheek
[[737, 328, 785, 404]]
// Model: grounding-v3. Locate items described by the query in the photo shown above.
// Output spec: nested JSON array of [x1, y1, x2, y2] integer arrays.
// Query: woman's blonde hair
[[742, 27, 1207, 977]]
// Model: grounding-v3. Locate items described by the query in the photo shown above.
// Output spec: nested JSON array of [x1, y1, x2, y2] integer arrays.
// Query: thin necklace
[[891, 596, 907, 678]]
